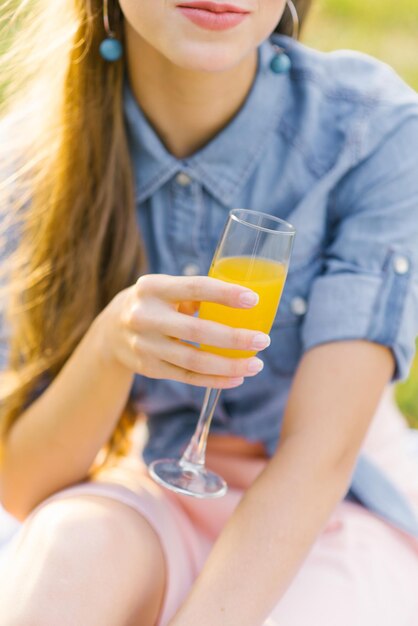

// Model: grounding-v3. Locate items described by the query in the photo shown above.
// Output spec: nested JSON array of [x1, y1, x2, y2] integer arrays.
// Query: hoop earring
[[99, 0, 123, 62], [270, 0, 299, 74]]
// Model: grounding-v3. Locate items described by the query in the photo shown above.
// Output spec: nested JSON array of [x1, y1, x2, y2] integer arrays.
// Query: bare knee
[[19, 495, 165, 581], [1, 495, 166, 626]]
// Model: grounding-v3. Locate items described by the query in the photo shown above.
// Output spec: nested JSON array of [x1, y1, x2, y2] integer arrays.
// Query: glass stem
[[180, 388, 222, 468]]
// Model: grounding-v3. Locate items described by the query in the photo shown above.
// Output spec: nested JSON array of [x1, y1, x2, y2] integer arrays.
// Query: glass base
[[148, 458, 228, 498]]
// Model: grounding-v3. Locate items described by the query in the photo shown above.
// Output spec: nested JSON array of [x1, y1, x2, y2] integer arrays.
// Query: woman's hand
[[95, 273, 271, 389]]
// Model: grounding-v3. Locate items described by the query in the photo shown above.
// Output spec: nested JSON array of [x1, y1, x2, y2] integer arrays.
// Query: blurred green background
[[0, 0, 417, 425], [303, 0, 418, 89], [303, 0, 418, 427]]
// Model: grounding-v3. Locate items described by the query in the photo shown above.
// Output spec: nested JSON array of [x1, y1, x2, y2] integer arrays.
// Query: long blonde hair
[[0, 0, 144, 461]]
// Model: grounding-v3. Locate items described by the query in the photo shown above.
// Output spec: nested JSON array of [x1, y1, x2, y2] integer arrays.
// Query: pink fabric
[[25, 385, 418, 625], [267, 501, 418, 625]]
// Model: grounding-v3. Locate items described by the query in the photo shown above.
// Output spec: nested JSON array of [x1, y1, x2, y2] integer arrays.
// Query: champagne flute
[[149, 209, 295, 498]]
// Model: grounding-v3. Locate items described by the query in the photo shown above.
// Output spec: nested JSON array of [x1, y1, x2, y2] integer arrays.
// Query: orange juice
[[199, 255, 286, 358]]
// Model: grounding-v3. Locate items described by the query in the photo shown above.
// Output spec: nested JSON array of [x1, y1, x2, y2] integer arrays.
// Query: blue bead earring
[[270, 0, 299, 74], [270, 49, 292, 74], [99, 0, 123, 62]]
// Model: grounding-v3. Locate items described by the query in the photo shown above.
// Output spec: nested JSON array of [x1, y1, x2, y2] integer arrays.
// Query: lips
[[176, 1, 250, 31], [176, 2, 250, 14]]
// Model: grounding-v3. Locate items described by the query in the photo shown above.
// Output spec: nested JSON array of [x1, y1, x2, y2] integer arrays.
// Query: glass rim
[[229, 208, 296, 235]]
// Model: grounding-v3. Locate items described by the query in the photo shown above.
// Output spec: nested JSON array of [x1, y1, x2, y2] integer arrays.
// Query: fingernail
[[228, 377, 244, 386], [251, 333, 271, 350], [239, 291, 259, 308], [248, 358, 264, 373]]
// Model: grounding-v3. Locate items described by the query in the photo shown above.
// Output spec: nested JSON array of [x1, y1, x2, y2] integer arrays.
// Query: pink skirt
[[22, 387, 418, 625]]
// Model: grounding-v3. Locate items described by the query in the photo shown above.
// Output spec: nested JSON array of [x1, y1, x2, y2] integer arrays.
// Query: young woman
[[1, 0, 418, 624]]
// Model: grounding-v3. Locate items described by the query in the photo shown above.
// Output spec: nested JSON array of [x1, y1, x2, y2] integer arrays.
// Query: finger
[[158, 312, 271, 352], [136, 274, 259, 309], [155, 359, 245, 389], [159, 338, 264, 378]]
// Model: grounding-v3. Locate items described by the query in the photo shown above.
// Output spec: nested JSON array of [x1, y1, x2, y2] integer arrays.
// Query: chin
[[168, 40, 249, 72]]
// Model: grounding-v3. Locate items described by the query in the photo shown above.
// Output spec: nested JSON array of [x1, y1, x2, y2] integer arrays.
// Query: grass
[[396, 346, 418, 428], [303, 0, 418, 424]]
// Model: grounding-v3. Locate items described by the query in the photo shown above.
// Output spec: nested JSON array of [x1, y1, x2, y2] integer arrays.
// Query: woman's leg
[[266, 502, 418, 626], [0, 495, 166, 626]]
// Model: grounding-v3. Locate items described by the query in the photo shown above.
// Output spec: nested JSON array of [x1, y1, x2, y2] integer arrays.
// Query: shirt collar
[[123, 36, 289, 206]]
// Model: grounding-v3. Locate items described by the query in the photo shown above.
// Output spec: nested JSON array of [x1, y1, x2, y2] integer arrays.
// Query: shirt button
[[182, 263, 201, 276], [393, 255, 410, 275], [175, 172, 192, 186], [290, 296, 308, 316]]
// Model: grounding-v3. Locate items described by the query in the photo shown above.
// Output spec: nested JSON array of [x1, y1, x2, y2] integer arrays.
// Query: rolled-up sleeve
[[302, 115, 418, 380]]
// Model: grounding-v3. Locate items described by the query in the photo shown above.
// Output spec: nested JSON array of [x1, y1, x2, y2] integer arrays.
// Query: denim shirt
[[123, 35, 418, 536], [2, 35, 418, 536]]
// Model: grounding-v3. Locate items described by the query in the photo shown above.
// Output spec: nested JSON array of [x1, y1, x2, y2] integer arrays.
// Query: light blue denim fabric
[[123, 35, 418, 536], [2, 35, 418, 536]]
